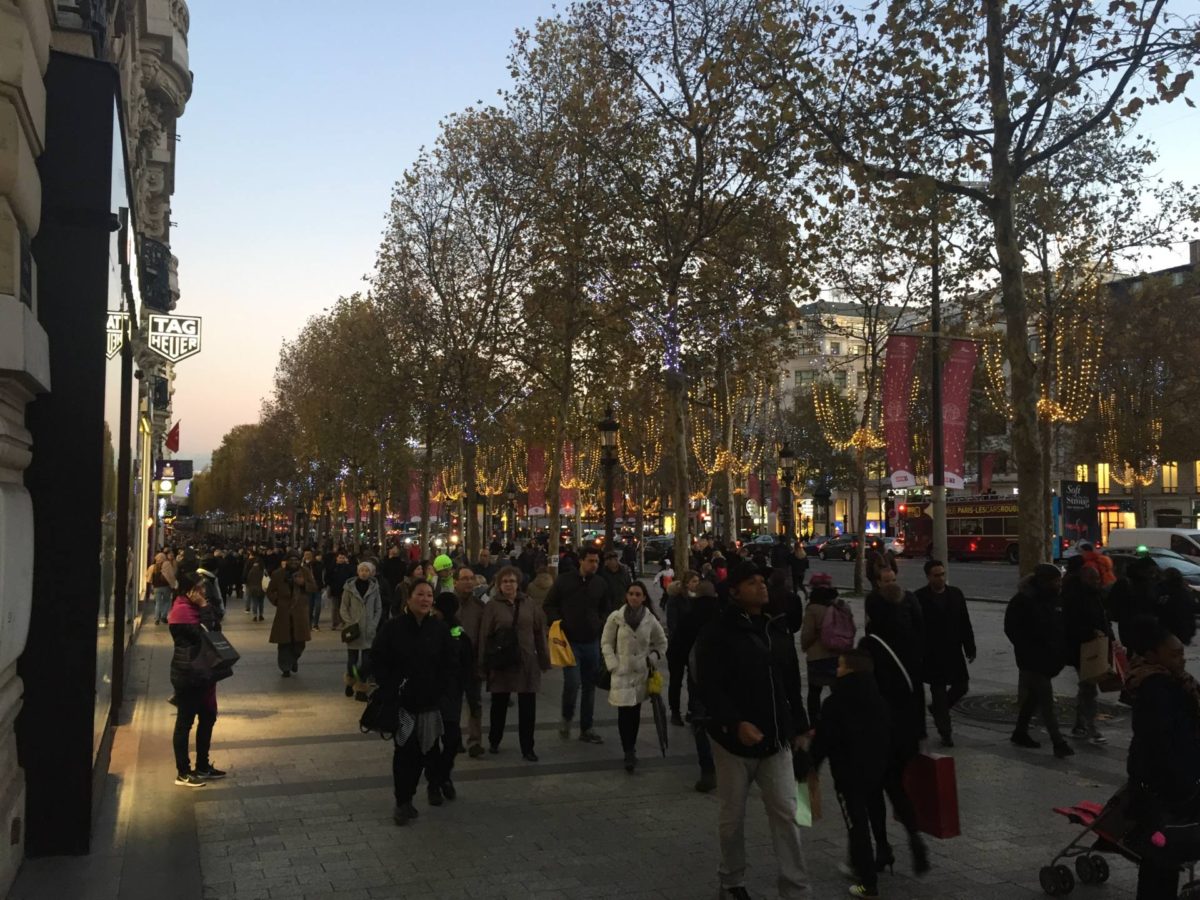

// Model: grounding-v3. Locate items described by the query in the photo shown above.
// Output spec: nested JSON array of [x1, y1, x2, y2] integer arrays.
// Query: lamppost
[[598, 405, 620, 552], [505, 481, 516, 551], [366, 480, 378, 549], [779, 443, 796, 540]]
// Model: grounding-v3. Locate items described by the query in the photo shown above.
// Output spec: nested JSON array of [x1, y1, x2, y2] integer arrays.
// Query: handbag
[[188, 626, 240, 684], [359, 682, 404, 740], [341, 622, 361, 643], [549, 620, 576, 668], [484, 598, 523, 671]]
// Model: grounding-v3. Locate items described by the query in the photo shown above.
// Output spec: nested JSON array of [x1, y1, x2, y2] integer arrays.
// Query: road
[[807, 557, 1021, 601]]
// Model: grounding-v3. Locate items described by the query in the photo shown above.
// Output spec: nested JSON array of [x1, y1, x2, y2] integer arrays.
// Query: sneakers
[[558, 720, 572, 740], [522, 751, 539, 762], [848, 886, 880, 899], [579, 730, 604, 744], [1071, 725, 1089, 738], [441, 781, 457, 801], [393, 802, 418, 826], [194, 764, 226, 779], [427, 784, 443, 807], [694, 772, 717, 793], [1010, 731, 1041, 749], [468, 745, 485, 758], [1089, 732, 1109, 745], [1053, 741, 1075, 759], [175, 771, 207, 787], [837, 861, 858, 880]]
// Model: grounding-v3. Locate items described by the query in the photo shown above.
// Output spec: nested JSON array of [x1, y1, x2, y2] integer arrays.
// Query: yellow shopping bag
[[549, 620, 576, 668], [647, 666, 664, 696]]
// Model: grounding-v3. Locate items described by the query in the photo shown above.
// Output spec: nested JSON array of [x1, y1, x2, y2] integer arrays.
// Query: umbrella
[[648, 662, 669, 757]]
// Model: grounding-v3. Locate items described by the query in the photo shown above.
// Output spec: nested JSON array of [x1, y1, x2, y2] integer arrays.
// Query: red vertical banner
[[528, 445, 546, 514], [941, 340, 978, 490], [883, 335, 919, 489]]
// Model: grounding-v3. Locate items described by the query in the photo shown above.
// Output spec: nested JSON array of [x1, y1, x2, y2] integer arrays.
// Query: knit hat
[[809, 572, 833, 588], [433, 554, 454, 573]]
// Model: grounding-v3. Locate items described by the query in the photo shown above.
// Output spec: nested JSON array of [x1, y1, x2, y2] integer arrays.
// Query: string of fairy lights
[[811, 380, 884, 451], [1099, 391, 1162, 487], [690, 374, 777, 476]]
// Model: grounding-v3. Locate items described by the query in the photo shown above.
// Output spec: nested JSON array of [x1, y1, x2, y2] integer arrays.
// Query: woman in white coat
[[340, 562, 383, 701], [601, 581, 668, 773]]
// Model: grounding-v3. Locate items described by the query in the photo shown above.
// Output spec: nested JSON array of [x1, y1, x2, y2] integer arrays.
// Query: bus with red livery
[[899, 495, 1020, 564]]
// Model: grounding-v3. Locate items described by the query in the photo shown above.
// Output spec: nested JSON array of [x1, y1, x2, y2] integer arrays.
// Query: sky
[[169, 0, 1200, 469]]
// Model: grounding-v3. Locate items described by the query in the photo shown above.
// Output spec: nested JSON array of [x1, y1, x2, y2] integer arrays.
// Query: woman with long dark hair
[[168, 571, 225, 786], [602, 581, 668, 772]]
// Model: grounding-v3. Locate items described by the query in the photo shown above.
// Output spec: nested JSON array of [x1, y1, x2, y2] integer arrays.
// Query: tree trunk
[[547, 403, 567, 573], [463, 439, 480, 562], [666, 367, 690, 572], [986, 0, 1045, 574], [419, 434, 433, 556], [854, 446, 867, 594]]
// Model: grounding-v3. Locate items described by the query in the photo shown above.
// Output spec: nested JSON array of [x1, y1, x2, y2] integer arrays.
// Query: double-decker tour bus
[[899, 495, 1021, 564]]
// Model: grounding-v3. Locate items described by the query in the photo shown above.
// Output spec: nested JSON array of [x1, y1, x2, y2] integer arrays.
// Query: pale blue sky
[[169, 0, 1200, 465]]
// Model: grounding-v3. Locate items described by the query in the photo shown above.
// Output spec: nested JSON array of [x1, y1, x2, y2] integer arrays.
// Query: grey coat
[[477, 591, 549, 694], [340, 577, 383, 650]]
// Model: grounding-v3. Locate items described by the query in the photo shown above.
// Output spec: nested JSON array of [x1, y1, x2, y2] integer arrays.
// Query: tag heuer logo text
[[147, 314, 202, 363], [106, 311, 127, 360]]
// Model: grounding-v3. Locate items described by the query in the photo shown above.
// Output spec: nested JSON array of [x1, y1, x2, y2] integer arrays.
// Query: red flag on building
[[882, 335, 919, 489], [940, 340, 978, 489], [165, 421, 180, 453]]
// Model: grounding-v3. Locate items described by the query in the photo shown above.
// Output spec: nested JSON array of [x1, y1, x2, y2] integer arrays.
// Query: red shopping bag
[[903, 752, 960, 839]]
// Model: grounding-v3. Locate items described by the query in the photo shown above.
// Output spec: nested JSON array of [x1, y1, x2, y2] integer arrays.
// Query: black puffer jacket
[[696, 605, 807, 758], [370, 607, 456, 713], [1004, 579, 1067, 678], [168, 598, 221, 691], [809, 671, 891, 793], [1127, 671, 1200, 801], [1061, 576, 1112, 667]]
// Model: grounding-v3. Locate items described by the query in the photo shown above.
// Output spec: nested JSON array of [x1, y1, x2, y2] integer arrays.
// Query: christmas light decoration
[[1100, 391, 1161, 487], [691, 373, 776, 476]]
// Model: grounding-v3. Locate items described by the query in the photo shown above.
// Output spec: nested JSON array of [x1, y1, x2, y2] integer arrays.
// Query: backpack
[[820, 599, 856, 651]]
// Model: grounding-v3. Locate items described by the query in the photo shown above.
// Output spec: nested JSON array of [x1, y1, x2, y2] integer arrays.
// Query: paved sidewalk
[[10, 595, 1178, 900]]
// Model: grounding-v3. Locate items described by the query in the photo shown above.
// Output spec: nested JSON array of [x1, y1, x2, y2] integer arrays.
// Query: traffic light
[[156, 478, 174, 495], [898, 502, 907, 515]]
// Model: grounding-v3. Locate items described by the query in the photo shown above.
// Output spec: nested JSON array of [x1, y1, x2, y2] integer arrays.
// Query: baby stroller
[[1041, 783, 1200, 896]]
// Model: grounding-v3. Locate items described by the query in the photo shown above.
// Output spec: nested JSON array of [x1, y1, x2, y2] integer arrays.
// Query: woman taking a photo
[[168, 571, 224, 786], [602, 581, 667, 773], [340, 561, 383, 700], [478, 565, 549, 761], [371, 580, 455, 826]]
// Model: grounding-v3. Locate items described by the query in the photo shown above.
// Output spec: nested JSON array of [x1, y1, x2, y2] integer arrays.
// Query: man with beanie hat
[[432, 554, 455, 594], [1005, 562, 1073, 758], [695, 563, 812, 899]]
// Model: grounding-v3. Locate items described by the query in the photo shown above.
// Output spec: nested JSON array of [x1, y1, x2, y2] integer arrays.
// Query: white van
[[1106, 528, 1200, 559]]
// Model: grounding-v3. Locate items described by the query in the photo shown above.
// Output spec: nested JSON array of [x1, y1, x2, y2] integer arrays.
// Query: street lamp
[[779, 443, 796, 541], [366, 480, 378, 549], [597, 405, 620, 552]]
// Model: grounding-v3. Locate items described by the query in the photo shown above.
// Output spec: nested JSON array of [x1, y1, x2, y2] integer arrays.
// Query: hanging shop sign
[[146, 313, 202, 363], [105, 311, 128, 359]]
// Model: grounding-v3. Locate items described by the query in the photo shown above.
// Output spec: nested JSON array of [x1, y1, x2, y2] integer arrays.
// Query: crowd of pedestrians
[[149, 529, 1200, 899]]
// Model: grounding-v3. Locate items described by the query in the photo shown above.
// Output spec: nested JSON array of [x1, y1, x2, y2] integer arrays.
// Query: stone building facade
[[0, 0, 191, 890]]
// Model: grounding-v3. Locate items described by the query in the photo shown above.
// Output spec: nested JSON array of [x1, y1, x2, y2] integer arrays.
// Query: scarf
[[354, 578, 371, 597], [1126, 657, 1200, 720], [623, 602, 647, 630]]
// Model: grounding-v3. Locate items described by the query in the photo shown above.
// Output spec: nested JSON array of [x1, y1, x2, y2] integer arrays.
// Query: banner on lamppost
[[146, 313, 202, 363], [882, 334, 919, 489], [105, 311, 127, 359], [941, 339, 978, 489], [1060, 480, 1100, 547]]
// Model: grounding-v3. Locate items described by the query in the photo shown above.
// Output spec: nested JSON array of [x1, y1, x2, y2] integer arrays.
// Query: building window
[[834, 370, 848, 388], [828, 341, 842, 356], [856, 371, 867, 387], [1194, 461, 1200, 493], [794, 370, 815, 387], [1164, 461, 1179, 494], [850, 344, 864, 357], [1096, 462, 1110, 494], [1075, 464, 1089, 483]]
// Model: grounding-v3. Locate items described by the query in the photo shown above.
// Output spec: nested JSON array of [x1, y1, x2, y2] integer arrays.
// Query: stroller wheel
[[1090, 856, 1109, 884], [1040, 866, 1064, 896], [1054, 865, 1075, 894], [1075, 856, 1096, 884]]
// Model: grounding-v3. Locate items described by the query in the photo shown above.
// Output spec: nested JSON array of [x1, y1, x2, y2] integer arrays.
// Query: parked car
[[643, 534, 675, 563], [882, 536, 905, 555], [804, 534, 833, 556], [1104, 547, 1200, 599], [819, 533, 862, 561]]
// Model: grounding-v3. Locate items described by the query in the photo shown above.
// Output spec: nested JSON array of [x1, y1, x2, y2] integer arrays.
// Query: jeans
[[173, 688, 216, 775], [712, 742, 811, 898], [309, 591, 322, 628], [392, 732, 438, 804], [617, 703, 642, 753], [1075, 679, 1099, 734], [1015, 669, 1064, 744], [489, 692, 536, 754], [346, 649, 369, 679], [249, 594, 264, 618], [465, 675, 483, 750], [561, 639, 600, 732], [928, 680, 969, 739], [838, 788, 879, 891], [154, 586, 172, 623]]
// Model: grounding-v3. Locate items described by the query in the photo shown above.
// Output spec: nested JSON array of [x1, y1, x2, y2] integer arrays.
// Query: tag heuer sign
[[106, 311, 128, 359], [147, 314, 202, 363]]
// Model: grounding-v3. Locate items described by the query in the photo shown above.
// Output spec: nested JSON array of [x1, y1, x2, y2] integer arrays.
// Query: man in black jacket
[[1005, 563, 1073, 758], [544, 546, 610, 744], [695, 563, 811, 899], [916, 560, 976, 748]]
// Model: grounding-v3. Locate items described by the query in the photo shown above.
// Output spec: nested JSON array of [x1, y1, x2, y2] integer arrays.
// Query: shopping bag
[[1079, 635, 1111, 684], [188, 627, 240, 684], [548, 620, 576, 668], [902, 752, 960, 839], [1096, 642, 1128, 693], [795, 772, 823, 826]]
